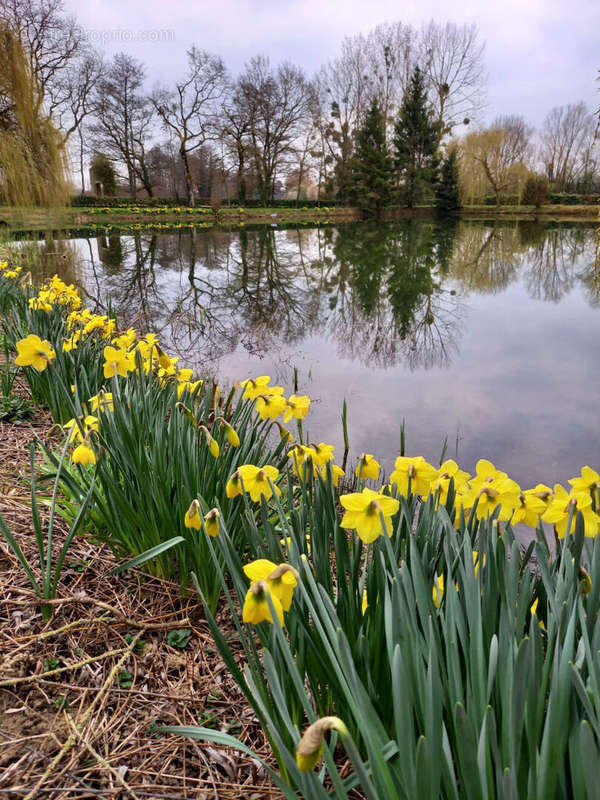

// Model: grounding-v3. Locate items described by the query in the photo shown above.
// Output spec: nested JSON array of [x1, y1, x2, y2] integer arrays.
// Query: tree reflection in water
[[29, 220, 598, 373]]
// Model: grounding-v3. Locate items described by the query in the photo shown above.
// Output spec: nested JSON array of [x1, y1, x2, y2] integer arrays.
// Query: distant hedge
[[484, 193, 599, 207], [70, 196, 345, 209]]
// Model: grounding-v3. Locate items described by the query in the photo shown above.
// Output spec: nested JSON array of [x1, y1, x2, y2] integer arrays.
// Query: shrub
[[521, 176, 549, 207]]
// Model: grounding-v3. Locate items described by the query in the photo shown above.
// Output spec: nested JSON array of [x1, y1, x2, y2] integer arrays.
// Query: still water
[[25, 219, 600, 489]]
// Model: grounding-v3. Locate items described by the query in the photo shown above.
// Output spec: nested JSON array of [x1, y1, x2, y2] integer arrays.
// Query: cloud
[[66, 0, 598, 125]]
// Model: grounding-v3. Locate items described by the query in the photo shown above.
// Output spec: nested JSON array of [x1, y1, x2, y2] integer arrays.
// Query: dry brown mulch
[[0, 410, 280, 799]]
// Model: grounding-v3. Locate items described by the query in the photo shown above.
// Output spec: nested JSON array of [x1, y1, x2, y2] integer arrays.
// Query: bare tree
[[235, 56, 315, 204], [152, 48, 227, 205], [89, 53, 155, 197], [540, 102, 596, 191], [420, 20, 487, 137]]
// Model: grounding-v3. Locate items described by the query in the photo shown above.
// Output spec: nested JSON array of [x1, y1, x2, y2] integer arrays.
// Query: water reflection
[[16, 218, 600, 486]]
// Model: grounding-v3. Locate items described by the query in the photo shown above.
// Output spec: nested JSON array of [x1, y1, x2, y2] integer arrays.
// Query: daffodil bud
[[184, 499, 202, 530], [176, 401, 197, 426], [296, 716, 348, 772], [579, 565, 592, 594], [204, 508, 220, 538], [226, 424, 240, 447]]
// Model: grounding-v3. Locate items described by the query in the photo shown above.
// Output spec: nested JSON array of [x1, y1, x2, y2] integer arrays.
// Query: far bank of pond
[[1, 203, 598, 232]]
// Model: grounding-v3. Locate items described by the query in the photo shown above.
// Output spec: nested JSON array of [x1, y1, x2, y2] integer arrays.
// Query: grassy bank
[[1, 202, 598, 232]]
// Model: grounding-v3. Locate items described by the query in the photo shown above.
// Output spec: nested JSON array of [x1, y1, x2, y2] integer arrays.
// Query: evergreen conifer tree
[[394, 66, 439, 208], [347, 98, 394, 218], [435, 149, 461, 215]]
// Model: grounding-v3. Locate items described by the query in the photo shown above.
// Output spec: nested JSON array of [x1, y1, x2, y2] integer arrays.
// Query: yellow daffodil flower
[[469, 459, 509, 491], [103, 345, 135, 379], [340, 487, 400, 543], [243, 559, 298, 612], [542, 484, 599, 537], [321, 463, 344, 487], [288, 444, 318, 478], [241, 375, 279, 400], [242, 580, 284, 625], [72, 443, 96, 466], [512, 488, 550, 528], [459, 476, 521, 521], [283, 394, 310, 422], [569, 466, 600, 494], [355, 453, 380, 481], [256, 394, 287, 420], [226, 464, 280, 502], [88, 392, 114, 413], [14, 335, 56, 372], [390, 455, 438, 497], [430, 459, 471, 503], [311, 442, 335, 467]]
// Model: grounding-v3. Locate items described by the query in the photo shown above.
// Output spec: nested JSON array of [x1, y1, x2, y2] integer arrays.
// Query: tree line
[[0, 0, 598, 209]]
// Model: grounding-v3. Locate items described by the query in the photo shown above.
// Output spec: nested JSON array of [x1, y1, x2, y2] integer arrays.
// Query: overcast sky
[[64, 0, 598, 128]]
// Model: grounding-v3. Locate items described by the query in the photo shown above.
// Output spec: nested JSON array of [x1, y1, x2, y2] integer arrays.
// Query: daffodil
[[256, 394, 287, 420], [311, 442, 335, 467], [72, 443, 96, 466], [243, 559, 298, 611], [103, 345, 135, 379], [14, 335, 56, 371], [184, 499, 202, 530], [321, 463, 344, 487], [459, 476, 521, 521], [242, 580, 284, 625], [362, 589, 368, 614], [569, 466, 600, 495], [288, 444, 318, 478], [241, 375, 283, 400], [432, 574, 445, 607], [88, 392, 114, 413], [296, 717, 348, 772], [63, 415, 99, 443], [512, 488, 550, 528], [390, 456, 438, 497], [204, 508, 220, 538], [226, 464, 280, 502], [469, 459, 509, 491], [355, 453, 380, 481], [340, 487, 400, 543], [429, 459, 471, 503], [283, 394, 310, 422], [542, 484, 599, 537]]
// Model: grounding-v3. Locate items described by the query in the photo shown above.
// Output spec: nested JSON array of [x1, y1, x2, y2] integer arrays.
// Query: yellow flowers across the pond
[[340, 487, 400, 543], [14, 334, 56, 371]]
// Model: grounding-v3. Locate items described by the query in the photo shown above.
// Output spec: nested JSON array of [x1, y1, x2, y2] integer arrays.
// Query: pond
[[20, 218, 600, 489]]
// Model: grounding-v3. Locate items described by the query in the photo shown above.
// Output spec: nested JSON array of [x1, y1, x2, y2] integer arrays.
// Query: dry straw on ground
[[0, 396, 279, 799]]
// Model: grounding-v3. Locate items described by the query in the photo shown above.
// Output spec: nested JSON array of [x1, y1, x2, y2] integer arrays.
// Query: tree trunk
[[180, 145, 196, 206]]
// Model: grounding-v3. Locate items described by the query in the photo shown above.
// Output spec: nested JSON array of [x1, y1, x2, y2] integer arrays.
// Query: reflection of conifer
[[347, 98, 394, 219], [394, 66, 439, 209], [435, 150, 461, 215], [387, 222, 436, 338], [433, 220, 458, 273]]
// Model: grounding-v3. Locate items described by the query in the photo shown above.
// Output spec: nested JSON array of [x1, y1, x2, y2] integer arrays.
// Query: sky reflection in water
[[30, 219, 600, 489]]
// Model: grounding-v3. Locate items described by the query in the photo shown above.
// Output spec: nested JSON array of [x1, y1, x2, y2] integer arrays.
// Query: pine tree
[[347, 98, 394, 218], [435, 149, 461, 215], [394, 66, 439, 208]]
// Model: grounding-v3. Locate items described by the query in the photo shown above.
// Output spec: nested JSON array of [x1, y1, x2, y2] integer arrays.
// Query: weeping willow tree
[[0, 22, 70, 206]]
